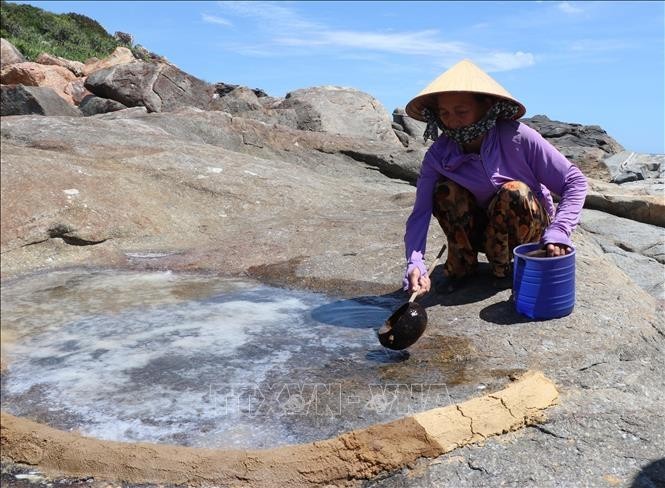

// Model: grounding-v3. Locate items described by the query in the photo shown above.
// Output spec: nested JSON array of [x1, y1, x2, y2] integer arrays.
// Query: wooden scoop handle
[[409, 244, 447, 302]]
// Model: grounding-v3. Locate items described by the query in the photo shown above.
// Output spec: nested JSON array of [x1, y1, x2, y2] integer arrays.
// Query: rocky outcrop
[[210, 86, 263, 113], [522, 115, 624, 179], [0, 38, 25, 67], [0, 85, 81, 116], [35, 52, 85, 76], [0, 61, 78, 104], [82, 46, 135, 76], [585, 177, 664, 227], [392, 108, 427, 139], [605, 151, 664, 185], [84, 61, 213, 112], [0, 48, 136, 110], [580, 208, 664, 300], [0, 109, 662, 488], [278, 86, 402, 145], [63, 78, 92, 105], [214, 81, 269, 99], [79, 95, 127, 116], [1, 41, 663, 488]]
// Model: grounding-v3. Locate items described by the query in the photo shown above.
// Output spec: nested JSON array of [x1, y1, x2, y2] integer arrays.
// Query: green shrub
[[0, 0, 135, 61]]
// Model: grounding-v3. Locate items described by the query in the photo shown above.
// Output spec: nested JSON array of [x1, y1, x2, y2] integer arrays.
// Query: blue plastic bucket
[[512, 242, 576, 319]]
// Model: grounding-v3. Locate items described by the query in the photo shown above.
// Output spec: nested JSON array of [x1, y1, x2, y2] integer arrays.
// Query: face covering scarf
[[422, 99, 520, 144]]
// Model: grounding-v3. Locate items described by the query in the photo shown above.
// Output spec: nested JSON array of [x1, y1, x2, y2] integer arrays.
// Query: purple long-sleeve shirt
[[404, 119, 587, 285]]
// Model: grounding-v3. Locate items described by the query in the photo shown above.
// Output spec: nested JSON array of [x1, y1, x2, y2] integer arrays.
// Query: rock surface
[[523, 114, 624, 179], [585, 176, 665, 227], [79, 94, 127, 115], [84, 61, 213, 112], [35, 52, 85, 77], [393, 107, 427, 139], [0, 61, 78, 104], [0, 78, 663, 487], [579, 208, 665, 301], [0, 38, 25, 67], [82, 46, 135, 76], [605, 150, 665, 185], [278, 86, 402, 145], [0, 85, 81, 116]]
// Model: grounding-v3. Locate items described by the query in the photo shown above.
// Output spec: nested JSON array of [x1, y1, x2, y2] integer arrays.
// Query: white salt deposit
[[1, 270, 398, 449]]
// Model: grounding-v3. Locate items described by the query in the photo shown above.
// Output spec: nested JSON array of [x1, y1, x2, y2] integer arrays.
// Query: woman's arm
[[403, 152, 440, 290], [522, 125, 588, 249]]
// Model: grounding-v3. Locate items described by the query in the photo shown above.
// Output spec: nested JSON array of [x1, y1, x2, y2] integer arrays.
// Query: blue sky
[[12, 1, 665, 154]]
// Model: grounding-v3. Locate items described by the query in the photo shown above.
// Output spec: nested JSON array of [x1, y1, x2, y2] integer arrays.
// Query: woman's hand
[[546, 243, 573, 257], [408, 267, 431, 297]]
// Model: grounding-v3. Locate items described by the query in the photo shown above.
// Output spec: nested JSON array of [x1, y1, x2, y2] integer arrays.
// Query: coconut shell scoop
[[378, 244, 447, 350]]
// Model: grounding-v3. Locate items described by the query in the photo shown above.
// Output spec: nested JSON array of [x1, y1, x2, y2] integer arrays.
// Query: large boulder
[[278, 86, 402, 145], [64, 78, 93, 105], [84, 61, 213, 113], [0, 85, 81, 116], [208, 86, 300, 129], [209, 86, 263, 113], [213, 82, 268, 99], [83, 46, 135, 76], [522, 115, 624, 179], [0, 38, 25, 67], [35, 52, 85, 77], [392, 108, 427, 139], [0, 62, 77, 104], [79, 95, 127, 116]]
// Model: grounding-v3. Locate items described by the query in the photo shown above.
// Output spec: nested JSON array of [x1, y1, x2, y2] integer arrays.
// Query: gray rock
[[393, 107, 427, 139], [0, 104, 663, 488], [523, 114, 624, 180], [585, 177, 665, 227], [0, 85, 81, 117], [208, 88, 301, 130], [605, 151, 665, 184], [278, 86, 401, 145], [35, 52, 85, 77], [0, 38, 25, 67], [92, 106, 148, 120], [84, 61, 213, 112], [79, 95, 128, 116], [393, 128, 410, 147], [213, 81, 269, 98], [579, 208, 665, 300], [209, 86, 263, 113]]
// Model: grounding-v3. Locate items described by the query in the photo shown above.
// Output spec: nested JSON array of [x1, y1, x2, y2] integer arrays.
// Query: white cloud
[[202, 13, 233, 27], [276, 29, 467, 57], [558, 2, 583, 14], [568, 39, 633, 52], [217, 1, 319, 31], [476, 51, 536, 72], [215, 2, 535, 72]]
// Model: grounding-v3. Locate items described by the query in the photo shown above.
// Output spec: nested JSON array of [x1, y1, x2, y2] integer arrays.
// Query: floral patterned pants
[[432, 179, 551, 279]]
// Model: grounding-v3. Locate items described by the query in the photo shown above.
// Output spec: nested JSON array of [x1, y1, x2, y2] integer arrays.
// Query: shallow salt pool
[[1, 269, 442, 449]]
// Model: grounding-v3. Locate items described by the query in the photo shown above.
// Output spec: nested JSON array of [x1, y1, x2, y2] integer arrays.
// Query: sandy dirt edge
[[0, 371, 557, 487]]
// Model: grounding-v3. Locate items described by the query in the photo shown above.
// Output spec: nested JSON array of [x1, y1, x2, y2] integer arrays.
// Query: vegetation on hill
[[0, 0, 159, 62]]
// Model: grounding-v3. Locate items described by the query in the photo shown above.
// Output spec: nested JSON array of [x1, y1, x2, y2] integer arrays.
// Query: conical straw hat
[[405, 59, 526, 122]]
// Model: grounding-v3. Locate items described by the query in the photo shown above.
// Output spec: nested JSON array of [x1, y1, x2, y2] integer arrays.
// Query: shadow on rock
[[421, 263, 505, 308], [479, 299, 532, 325], [631, 458, 665, 488], [311, 264, 509, 331]]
